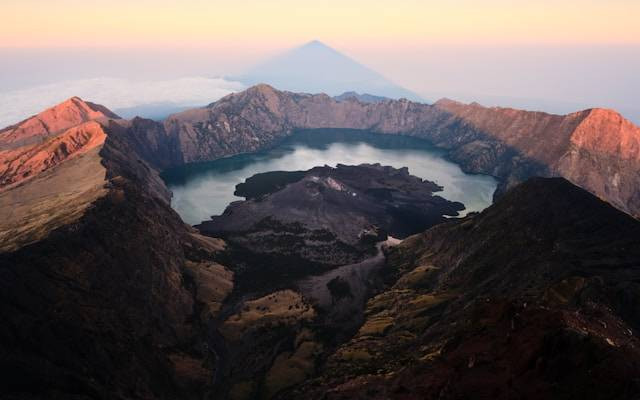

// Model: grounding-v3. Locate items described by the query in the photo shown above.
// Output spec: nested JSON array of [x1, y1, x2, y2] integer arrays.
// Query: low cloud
[[0, 77, 245, 128]]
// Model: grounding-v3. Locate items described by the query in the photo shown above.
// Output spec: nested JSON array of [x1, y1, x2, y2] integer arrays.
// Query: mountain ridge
[[3, 86, 638, 217], [0, 98, 229, 398], [154, 84, 640, 217], [1, 90, 640, 399], [334, 91, 390, 103], [0, 96, 119, 147], [0, 84, 640, 219]]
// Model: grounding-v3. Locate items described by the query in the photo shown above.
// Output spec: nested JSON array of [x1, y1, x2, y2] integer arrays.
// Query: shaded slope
[[293, 178, 640, 399], [0, 102, 233, 399]]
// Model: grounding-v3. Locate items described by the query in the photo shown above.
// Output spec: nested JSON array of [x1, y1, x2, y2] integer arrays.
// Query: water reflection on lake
[[161, 130, 498, 225]]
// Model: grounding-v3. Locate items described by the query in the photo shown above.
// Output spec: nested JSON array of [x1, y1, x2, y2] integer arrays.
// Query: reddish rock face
[[0, 97, 122, 191], [430, 100, 640, 215], [432, 98, 591, 166], [556, 109, 640, 216], [0, 120, 108, 189], [0, 96, 119, 146], [569, 108, 640, 162]]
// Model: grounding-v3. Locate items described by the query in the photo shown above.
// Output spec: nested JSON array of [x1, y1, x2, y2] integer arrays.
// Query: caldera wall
[[137, 84, 640, 217]]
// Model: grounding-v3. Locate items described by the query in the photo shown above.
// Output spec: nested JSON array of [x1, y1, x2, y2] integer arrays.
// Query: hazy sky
[[1, 0, 639, 123], [2, 0, 639, 47]]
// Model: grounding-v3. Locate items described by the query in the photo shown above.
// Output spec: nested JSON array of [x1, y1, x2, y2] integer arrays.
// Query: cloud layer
[[0, 77, 245, 128]]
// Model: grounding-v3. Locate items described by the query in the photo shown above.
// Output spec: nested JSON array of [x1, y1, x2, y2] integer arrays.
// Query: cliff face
[[0, 98, 233, 399], [292, 178, 640, 399], [431, 101, 640, 214], [557, 108, 640, 215], [128, 84, 640, 217], [430, 99, 588, 166]]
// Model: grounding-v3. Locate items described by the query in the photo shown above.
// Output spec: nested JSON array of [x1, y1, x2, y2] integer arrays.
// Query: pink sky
[[1, 0, 639, 123]]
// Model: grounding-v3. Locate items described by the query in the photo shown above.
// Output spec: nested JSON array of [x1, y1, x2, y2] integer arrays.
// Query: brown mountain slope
[[291, 178, 640, 400], [0, 98, 119, 249], [557, 108, 640, 215], [433, 99, 640, 215], [0, 102, 233, 399], [122, 84, 640, 217], [0, 120, 108, 190], [431, 98, 590, 166], [0, 97, 125, 191]]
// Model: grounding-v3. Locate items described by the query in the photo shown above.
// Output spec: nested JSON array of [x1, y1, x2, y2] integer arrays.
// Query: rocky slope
[[0, 96, 118, 147], [0, 99, 234, 399], [0, 120, 108, 190], [192, 163, 462, 400], [125, 84, 640, 217], [290, 178, 640, 399], [0, 96, 122, 190]]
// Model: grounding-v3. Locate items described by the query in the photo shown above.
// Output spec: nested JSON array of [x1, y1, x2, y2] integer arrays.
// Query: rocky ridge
[[118, 84, 640, 217], [0, 98, 234, 399], [4, 86, 639, 219], [333, 92, 389, 103], [0, 96, 118, 147]]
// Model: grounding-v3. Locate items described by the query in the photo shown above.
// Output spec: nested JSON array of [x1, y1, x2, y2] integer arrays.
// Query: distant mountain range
[[233, 40, 422, 101], [334, 91, 389, 103]]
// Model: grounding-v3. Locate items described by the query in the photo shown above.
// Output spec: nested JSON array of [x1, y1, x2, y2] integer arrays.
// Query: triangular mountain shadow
[[233, 40, 423, 101]]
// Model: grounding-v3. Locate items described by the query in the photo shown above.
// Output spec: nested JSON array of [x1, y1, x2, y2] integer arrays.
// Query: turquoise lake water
[[161, 130, 498, 225]]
